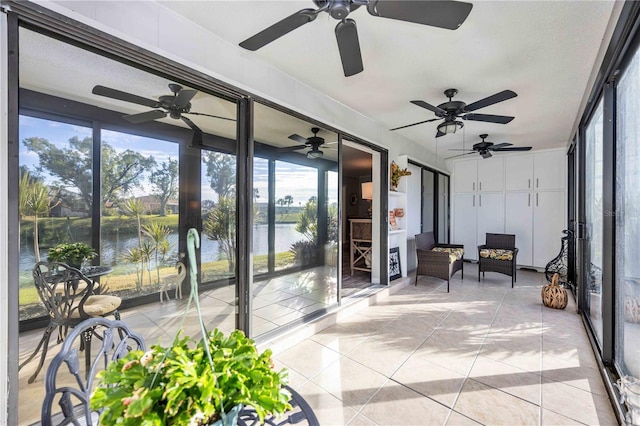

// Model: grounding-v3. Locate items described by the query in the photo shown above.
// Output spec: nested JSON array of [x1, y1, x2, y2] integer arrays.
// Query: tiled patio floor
[[18, 263, 617, 425]]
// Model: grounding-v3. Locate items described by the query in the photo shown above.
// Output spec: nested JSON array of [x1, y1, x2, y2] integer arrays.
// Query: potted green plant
[[47, 242, 97, 269], [90, 329, 291, 425]]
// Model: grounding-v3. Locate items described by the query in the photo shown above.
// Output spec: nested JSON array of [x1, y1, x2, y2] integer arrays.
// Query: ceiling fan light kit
[[239, 0, 473, 77], [437, 120, 463, 135]]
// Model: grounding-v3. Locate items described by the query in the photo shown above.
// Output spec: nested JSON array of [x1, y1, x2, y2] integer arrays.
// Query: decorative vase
[[390, 183, 398, 192], [394, 208, 405, 218], [541, 273, 568, 309]]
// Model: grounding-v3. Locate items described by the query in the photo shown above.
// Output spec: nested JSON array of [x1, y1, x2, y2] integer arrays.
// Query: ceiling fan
[[91, 83, 235, 134], [447, 134, 532, 159], [278, 127, 336, 159], [391, 88, 517, 138], [239, 0, 473, 77]]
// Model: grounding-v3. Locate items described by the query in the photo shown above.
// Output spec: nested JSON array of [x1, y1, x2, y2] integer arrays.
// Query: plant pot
[[211, 404, 243, 426]]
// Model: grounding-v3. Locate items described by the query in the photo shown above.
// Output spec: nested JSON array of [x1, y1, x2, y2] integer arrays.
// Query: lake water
[[20, 223, 304, 271]]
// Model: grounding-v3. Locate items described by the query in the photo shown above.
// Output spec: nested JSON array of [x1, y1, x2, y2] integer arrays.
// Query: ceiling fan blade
[[448, 149, 473, 151], [493, 147, 532, 152], [410, 100, 446, 116], [123, 110, 166, 124], [92, 85, 159, 108], [278, 144, 307, 152], [185, 111, 236, 122], [463, 113, 515, 124], [464, 90, 517, 112], [181, 116, 202, 133], [390, 118, 440, 131], [368, 0, 473, 30], [446, 151, 477, 159], [335, 19, 364, 77], [288, 134, 308, 144], [489, 143, 513, 149], [172, 89, 197, 108], [239, 8, 319, 51]]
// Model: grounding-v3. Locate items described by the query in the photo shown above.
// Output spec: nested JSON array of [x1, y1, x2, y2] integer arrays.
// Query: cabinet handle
[[479, 194, 482, 207], [528, 179, 531, 189], [528, 193, 530, 207], [536, 178, 539, 188], [473, 182, 475, 191], [473, 195, 475, 207], [536, 193, 539, 206]]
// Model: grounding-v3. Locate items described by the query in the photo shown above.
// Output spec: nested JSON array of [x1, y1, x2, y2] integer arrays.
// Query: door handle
[[479, 182, 482, 191], [536, 178, 539, 188], [536, 193, 539, 206], [528, 179, 531, 189], [479, 194, 482, 207], [473, 195, 475, 207], [528, 193, 530, 207], [473, 182, 475, 191]]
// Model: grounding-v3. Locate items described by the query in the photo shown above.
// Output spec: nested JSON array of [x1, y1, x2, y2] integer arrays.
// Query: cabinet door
[[505, 154, 534, 191], [453, 160, 478, 193], [477, 192, 505, 247], [477, 157, 504, 192], [533, 190, 566, 267], [534, 151, 565, 190], [453, 193, 477, 260], [505, 192, 533, 265]]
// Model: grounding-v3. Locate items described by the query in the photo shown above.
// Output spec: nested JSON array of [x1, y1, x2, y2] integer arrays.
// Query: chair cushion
[[431, 247, 464, 263], [479, 248, 514, 261], [70, 295, 121, 318]]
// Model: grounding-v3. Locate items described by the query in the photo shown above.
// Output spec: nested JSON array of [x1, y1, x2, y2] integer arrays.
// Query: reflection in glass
[[422, 170, 435, 233], [100, 130, 179, 300], [251, 103, 338, 337], [585, 98, 604, 343], [18, 116, 93, 320], [616, 48, 640, 378], [438, 175, 450, 243]]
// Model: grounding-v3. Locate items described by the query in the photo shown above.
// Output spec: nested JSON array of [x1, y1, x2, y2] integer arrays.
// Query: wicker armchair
[[478, 233, 519, 287], [415, 232, 464, 292]]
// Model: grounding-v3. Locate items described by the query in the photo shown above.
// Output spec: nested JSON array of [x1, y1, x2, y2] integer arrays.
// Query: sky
[[19, 115, 338, 204]]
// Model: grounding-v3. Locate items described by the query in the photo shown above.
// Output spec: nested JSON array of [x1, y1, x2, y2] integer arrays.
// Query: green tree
[[22, 136, 155, 208], [203, 152, 235, 197], [283, 195, 294, 214], [122, 197, 146, 290], [142, 222, 172, 283], [19, 170, 60, 262], [203, 196, 236, 273], [150, 159, 178, 216]]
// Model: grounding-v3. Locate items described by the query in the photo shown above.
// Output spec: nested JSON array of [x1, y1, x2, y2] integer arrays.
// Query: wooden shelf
[[389, 191, 406, 196], [389, 229, 406, 235]]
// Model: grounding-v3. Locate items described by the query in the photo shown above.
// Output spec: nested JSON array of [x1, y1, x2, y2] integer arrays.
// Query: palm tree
[[122, 197, 146, 274], [142, 222, 171, 283], [284, 195, 294, 214], [122, 248, 144, 290], [19, 172, 60, 262]]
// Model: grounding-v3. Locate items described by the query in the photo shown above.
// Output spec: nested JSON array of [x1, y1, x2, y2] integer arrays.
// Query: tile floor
[[19, 263, 617, 425]]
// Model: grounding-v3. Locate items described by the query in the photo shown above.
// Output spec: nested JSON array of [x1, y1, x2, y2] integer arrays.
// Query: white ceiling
[[158, 0, 617, 157]]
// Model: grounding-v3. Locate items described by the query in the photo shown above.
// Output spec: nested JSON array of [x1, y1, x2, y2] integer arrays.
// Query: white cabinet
[[533, 190, 565, 267], [477, 158, 504, 192], [477, 192, 505, 244], [453, 193, 478, 261], [504, 190, 566, 268], [505, 155, 534, 191], [453, 160, 478, 193], [504, 150, 565, 192], [452, 148, 567, 269], [534, 151, 565, 190], [505, 192, 534, 265], [453, 158, 504, 193]]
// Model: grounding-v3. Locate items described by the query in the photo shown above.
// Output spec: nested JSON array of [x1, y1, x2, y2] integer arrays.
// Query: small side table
[[349, 218, 372, 276]]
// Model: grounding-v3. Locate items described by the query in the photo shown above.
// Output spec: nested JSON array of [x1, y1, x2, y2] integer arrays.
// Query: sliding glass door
[[615, 43, 640, 378], [584, 98, 604, 344]]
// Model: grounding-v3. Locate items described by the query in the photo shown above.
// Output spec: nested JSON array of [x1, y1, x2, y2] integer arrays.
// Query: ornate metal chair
[[415, 232, 464, 292], [41, 317, 146, 426], [19, 261, 122, 384], [478, 233, 519, 287]]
